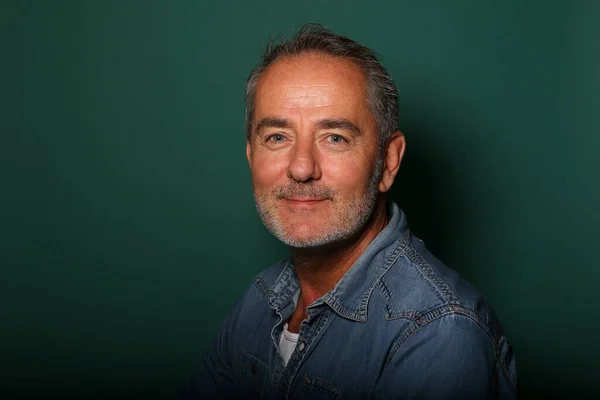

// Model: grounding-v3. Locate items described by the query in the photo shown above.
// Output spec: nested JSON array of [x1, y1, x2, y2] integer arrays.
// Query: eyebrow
[[316, 119, 362, 135], [255, 118, 292, 136], [255, 117, 362, 137]]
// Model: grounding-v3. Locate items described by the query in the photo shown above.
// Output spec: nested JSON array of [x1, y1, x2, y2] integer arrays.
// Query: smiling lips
[[284, 197, 328, 207]]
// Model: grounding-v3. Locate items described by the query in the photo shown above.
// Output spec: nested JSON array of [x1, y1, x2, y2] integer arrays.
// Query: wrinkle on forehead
[[280, 84, 334, 108]]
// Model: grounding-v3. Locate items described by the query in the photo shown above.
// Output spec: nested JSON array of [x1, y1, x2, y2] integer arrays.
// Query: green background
[[2, 0, 599, 398]]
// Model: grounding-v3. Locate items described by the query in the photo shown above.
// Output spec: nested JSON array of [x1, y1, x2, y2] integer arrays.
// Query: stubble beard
[[253, 157, 384, 249]]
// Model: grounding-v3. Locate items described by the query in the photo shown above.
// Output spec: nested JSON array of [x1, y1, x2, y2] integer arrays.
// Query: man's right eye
[[266, 134, 286, 143]]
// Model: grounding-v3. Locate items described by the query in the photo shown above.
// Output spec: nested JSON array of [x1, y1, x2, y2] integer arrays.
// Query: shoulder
[[377, 234, 517, 390], [227, 258, 291, 316], [252, 258, 291, 297], [378, 234, 503, 339], [216, 259, 291, 333]]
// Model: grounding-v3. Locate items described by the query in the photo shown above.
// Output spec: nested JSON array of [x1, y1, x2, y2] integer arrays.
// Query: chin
[[280, 235, 328, 249], [270, 222, 324, 247], [283, 225, 321, 242], [279, 223, 352, 248]]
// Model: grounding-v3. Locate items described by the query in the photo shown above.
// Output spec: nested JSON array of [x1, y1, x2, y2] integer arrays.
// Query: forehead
[[254, 53, 368, 112]]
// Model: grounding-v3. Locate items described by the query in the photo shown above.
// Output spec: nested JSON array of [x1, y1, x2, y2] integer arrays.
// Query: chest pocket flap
[[241, 351, 268, 399], [300, 375, 340, 400]]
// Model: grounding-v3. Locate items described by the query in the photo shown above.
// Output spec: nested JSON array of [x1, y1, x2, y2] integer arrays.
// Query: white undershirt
[[279, 323, 299, 366]]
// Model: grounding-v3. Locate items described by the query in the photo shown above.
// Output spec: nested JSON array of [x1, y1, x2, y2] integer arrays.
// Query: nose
[[286, 139, 322, 182]]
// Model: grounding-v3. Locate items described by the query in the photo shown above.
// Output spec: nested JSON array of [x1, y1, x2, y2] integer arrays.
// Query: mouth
[[284, 197, 328, 207]]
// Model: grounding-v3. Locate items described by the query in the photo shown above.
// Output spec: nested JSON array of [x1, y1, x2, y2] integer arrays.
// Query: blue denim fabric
[[185, 202, 517, 399]]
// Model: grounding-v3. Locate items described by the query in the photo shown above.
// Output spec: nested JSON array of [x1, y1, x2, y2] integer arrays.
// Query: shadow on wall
[[388, 141, 452, 265], [387, 120, 469, 279]]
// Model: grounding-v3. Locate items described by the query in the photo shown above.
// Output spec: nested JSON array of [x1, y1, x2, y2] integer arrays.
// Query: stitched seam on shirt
[[359, 233, 408, 308], [378, 279, 421, 321], [300, 375, 340, 400], [254, 259, 294, 301], [325, 229, 412, 322], [383, 304, 496, 370], [497, 336, 518, 388], [254, 277, 270, 297], [357, 228, 412, 314], [377, 278, 392, 302], [405, 245, 459, 304], [267, 260, 299, 309]]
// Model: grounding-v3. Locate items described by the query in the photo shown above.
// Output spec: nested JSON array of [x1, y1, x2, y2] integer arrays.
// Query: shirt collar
[[268, 202, 411, 322]]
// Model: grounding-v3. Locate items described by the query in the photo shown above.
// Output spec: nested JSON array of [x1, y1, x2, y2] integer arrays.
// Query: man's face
[[247, 53, 382, 248]]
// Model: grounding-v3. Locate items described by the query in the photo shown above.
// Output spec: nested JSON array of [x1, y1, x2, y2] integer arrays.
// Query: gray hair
[[244, 23, 399, 152]]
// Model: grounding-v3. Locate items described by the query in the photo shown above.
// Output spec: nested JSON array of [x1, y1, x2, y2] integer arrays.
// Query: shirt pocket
[[300, 375, 340, 400], [241, 351, 268, 399]]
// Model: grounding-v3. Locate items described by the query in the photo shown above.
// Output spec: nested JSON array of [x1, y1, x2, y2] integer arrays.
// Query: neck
[[291, 195, 389, 307]]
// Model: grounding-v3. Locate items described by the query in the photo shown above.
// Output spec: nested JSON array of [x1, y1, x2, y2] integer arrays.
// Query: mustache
[[274, 183, 335, 200]]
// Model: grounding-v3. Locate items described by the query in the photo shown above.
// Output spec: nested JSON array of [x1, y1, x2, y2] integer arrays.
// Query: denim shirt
[[185, 203, 517, 399]]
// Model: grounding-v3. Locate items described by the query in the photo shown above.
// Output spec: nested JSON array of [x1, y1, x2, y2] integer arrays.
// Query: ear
[[246, 139, 252, 168], [378, 130, 406, 192]]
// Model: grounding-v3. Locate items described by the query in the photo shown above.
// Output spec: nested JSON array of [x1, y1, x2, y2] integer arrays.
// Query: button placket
[[276, 307, 331, 399]]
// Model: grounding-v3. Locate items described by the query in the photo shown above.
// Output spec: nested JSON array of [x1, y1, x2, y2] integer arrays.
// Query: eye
[[265, 133, 286, 143], [327, 134, 348, 144]]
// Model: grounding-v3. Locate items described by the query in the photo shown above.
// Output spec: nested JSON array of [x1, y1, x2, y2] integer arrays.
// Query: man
[[185, 24, 517, 399]]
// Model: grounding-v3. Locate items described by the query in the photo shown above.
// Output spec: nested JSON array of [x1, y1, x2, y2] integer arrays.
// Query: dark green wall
[[2, 0, 599, 398]]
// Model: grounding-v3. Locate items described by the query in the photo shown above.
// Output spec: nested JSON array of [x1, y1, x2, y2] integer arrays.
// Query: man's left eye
[[327, 134, 347, 144]]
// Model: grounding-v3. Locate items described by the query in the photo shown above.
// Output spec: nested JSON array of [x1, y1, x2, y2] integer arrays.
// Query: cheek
[[251, 153, 288, 190], [326, 156, 373, 192]]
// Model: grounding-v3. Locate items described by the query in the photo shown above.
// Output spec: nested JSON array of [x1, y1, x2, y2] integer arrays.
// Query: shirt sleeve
[[373, 313, 516, 399]]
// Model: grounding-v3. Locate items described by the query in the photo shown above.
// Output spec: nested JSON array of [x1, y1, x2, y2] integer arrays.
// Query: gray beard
[[254, 156, 383, 248]]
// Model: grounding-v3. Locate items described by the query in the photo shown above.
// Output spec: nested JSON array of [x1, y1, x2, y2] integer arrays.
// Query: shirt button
[[297, 342, 305, 352]]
